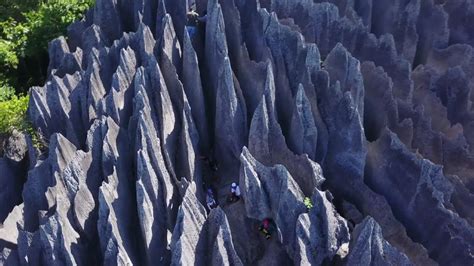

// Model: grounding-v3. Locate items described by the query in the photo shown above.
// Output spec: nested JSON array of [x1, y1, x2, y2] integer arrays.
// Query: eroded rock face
[[170, 183, 242, 265], [0, 131, 35, 223], [346, 217, 412, 266], [2, 0, 474, 264], [366, 129, 474, 265], [295, 189, 350, 265], [239, 147, 307, 258]]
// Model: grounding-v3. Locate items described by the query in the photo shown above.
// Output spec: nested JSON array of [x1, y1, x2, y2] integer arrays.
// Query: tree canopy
[[0, 0, 93, 94], [0, 0, 93, 146]]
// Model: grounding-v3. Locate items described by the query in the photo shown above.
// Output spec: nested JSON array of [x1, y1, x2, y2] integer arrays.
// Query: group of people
[[207, 182, 275, 240], [206, 182, 241, 210], [200, 154, 276, 240], [200, 155, 241, 210], [186, 4, 278, 241]]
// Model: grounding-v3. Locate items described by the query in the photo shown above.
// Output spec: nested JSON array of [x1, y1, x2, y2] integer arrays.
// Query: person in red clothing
[[258, 218, 274, 240]]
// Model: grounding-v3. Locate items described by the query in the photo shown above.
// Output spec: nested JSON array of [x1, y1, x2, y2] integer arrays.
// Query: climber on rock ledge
[[206, 188, 218, 210], [258, 218, 275, 240], [186, 7, 207, 39], [227, 182, 241, 203]]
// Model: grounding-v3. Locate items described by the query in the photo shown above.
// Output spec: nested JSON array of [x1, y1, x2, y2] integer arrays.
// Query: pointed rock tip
[[379, 34, 397, 52], [239, 146, 257, 165], [162, 13, 173, 29], [253, 93, 270, 124], [49, 133, 76, 152], [306, 44, 321, 70], [240, 146, 250, 159], [360, 216, 377, 228], [296, 84, 306, 101], [325, 43, 349, 62], [136, 22, 155, 42], [208, 206, 226, 221], [263, 61, 276, 105]]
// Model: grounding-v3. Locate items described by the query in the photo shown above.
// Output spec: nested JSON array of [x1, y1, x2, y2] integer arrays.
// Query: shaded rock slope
[[1, 0, 474, 265]]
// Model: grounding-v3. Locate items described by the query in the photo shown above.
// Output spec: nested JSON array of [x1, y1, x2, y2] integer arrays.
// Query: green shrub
[[0, 81, 16, 102], [0, 0, 94, 92], [0, 0, 41, 21], [22, 0, 94, 58], [0, 0, 93, 151], [304, 197, 314, 210], [0, 93, 30, 134], [0, 92, 44, 149], [0, 38, 19, 70]]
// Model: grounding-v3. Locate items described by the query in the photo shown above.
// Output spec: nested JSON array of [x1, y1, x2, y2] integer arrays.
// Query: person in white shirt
[[229, 182, 241, 203]]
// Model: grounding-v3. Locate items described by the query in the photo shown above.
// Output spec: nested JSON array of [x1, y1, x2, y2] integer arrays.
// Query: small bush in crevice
[[0, 92, 44, 150], [304, 197, 314, 210]]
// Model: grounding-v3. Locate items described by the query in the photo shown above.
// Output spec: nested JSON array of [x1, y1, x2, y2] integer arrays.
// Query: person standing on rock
[[186, 8, 207, 39], [227, 182, 241, 203], [258, 218, 275, 240], [206, 188, 218, 210]]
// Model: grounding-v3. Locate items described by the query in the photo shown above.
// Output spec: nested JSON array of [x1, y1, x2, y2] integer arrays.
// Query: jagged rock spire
[[2, 0, 474, 265]]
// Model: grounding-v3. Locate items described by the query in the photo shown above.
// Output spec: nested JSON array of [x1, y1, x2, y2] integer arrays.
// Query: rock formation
[[345, 216, 412, 266], [1, 0, 473, 265]]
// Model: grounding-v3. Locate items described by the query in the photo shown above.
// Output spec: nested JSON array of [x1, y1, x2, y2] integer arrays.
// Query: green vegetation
[[0, 0, 93, 93], [304, 197, 314, 210], [0, 0, 93, 150], [0, 82, 15, 102], [0, 92, 30, 135], [0, 89, 45, 150]]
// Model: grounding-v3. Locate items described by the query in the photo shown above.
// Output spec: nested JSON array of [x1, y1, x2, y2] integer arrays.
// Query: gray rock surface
[[240, 147, 317, 259], [0, 204, 23, 247], [96, 117, 141, 265], [0, 160, 24, 223], [170, 182, 242, 265], [207, 207, 243, 266], [248, 67, 325, 196], [170, 181, 207, 265], [346, 217, 412, 266], [1, 0, 473, 264], [182, 29, 209, 151], [295, 190, 350, 265], [214, 57, 247, 164], [366, 128, 474, 265], [2, 130, 29, 163], [0, 247, 19, 266], [288, 84, 318, 160]]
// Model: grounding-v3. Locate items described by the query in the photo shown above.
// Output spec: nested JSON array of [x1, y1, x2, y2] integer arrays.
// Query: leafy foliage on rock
[[304, 197, 313, 210], [0, 0, 92, 151], [0, 92, 44, 149], [0, 0, 93, 93], [0, 93, 29, 134]]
